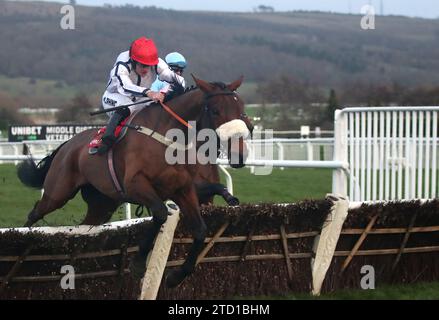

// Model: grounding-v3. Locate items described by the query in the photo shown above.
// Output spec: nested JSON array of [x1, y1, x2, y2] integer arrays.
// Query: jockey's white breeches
[[102, 92, 153, 117]]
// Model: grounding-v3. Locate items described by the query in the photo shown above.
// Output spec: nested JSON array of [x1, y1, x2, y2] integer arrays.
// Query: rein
[[152, 92, 231, 145], [158, 91, 236, 130], [160, 101, 193, 129]]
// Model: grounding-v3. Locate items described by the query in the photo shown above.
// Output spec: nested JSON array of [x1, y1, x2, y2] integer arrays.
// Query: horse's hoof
[[23, 221, 32, 228], [166, 269, 186, 288], [227, 196, 240, 206]]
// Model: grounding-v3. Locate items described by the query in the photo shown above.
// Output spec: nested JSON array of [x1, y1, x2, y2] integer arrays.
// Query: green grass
[[241, 281, 439, 300], [0, 164, 332, 227], [0, 164, 128, 227], [217, 167, 332, 204]]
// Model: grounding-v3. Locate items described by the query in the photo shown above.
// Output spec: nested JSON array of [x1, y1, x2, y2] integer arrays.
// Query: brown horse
[[17, 75, 251, 287]]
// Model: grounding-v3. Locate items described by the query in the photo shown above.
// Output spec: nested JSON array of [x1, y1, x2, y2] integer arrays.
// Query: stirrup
[[88, 147, 98, 155]]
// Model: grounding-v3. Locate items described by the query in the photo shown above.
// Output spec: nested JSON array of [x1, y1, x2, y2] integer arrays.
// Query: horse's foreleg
[[125, 179, 169, 277], [219, 186, 240, 206], [166, 186, 206, 288], [127, 176, 168, 227], [196, 183, 239, 206]]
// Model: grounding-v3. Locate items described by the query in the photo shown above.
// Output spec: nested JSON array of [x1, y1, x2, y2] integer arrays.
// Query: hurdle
[[0, 201, 181, 300]]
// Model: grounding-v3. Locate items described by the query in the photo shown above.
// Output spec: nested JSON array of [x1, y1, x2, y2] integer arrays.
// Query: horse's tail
[[17, 141, 68, 189]]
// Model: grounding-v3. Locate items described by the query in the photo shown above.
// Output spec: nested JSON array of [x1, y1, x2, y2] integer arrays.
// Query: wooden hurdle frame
[[163, 196, 439, 297], [0, 201, 181, 300]]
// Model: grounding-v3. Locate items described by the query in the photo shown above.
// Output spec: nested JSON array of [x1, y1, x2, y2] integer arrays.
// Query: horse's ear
[[191, 74, 215, 93], [227, 76, 244, 91]]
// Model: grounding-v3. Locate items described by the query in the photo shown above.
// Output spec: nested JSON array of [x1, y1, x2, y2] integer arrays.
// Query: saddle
[[88, 115, 135, 155]]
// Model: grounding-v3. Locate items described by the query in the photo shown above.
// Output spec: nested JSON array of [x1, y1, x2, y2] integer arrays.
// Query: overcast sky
[[56, 0, 439, 19], [11, 0, 439, 18]]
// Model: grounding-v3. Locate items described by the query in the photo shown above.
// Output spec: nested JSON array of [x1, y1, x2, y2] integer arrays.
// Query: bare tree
[[57, 94, 102, 124]]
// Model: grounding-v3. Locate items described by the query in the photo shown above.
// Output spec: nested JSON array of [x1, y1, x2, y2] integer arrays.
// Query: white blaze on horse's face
[[215, 119, 250, 142]]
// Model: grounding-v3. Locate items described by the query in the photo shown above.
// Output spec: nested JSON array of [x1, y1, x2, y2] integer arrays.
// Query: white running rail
[[333, 106, 439, 202]]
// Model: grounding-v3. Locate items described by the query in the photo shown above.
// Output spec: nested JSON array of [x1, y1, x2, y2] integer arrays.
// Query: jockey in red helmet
[[96, 37, 185, 155]]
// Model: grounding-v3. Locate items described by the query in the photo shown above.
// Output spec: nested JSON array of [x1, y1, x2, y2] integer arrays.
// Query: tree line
[[256, 76, 439, 130], [1, 78, 439, 130]]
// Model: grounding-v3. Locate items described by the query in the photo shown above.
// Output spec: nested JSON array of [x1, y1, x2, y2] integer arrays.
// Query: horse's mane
[[165, 82, 229, 103], [183, 82, 227, 93], [184, 85, 198, 93]]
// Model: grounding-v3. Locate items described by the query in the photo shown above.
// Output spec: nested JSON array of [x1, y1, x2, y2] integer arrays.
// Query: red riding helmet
[[129, 37, 159, 66]]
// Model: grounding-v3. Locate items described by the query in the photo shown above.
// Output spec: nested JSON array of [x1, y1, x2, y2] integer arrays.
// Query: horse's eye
[[212, 109, 220, 116]]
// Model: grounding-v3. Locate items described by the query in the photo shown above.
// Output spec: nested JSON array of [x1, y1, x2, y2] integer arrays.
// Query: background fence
[[333, 106, 439, 202], [3, 106, 439, 205]]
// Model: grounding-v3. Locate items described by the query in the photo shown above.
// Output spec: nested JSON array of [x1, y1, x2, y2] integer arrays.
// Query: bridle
[[156, 86, 253, 136], [197, 89, 251, 157], [203, 90, 251, 129]]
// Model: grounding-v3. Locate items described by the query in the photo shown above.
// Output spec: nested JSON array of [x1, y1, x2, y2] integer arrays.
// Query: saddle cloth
[[88, 118, 129, 153]]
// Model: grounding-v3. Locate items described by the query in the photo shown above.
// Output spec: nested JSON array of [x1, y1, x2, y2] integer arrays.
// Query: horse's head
[[193, 75, 253, 168]]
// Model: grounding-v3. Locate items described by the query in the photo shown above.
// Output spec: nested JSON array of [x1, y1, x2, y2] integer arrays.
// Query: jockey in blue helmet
[[150, 52, 187, 98], [166, 52, 187, 70]]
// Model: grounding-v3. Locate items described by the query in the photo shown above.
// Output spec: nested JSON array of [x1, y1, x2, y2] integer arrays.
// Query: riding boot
[[96, 111, 126, 155]]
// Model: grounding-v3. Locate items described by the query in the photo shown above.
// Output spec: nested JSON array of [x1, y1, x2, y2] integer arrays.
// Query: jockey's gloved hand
[[172, 83, 185, 96], [145, 90, 164, 103]]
